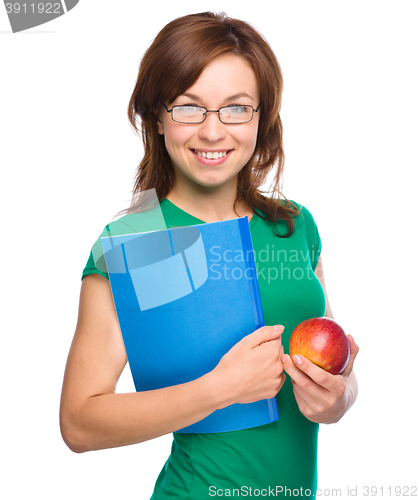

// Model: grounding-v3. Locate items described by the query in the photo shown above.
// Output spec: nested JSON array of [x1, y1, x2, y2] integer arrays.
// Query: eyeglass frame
[[160, 103, 261, 124]]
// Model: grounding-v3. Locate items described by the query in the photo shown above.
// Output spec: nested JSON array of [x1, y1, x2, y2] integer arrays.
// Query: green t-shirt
[[82, 198, 326, 499]]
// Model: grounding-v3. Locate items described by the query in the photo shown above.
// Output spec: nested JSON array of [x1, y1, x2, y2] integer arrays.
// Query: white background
[[1, 1, 418, 498]]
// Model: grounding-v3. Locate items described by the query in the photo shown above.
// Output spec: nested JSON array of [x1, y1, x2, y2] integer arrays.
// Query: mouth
[[191, 149, 234, 167], [192, 149, 232, 161]]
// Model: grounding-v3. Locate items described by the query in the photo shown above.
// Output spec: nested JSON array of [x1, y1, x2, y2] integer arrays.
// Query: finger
[[283, 354, 313, 391], [282, 354, 336, 395], [284, 356, 337, 416], [247, 325, 284, 348], [341, 334, 359, 377], [292, 379, 319, 414], [293, 387, 313, 415]]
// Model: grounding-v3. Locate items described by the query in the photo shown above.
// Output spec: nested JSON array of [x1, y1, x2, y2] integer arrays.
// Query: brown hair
[[123, 11, 299, 236]]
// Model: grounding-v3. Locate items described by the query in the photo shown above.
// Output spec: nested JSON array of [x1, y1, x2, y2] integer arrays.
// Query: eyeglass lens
[[172, 105, 254, 123]]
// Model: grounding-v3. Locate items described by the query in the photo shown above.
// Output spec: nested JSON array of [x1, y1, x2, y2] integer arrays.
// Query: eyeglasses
[[161, 103, 260, 124]]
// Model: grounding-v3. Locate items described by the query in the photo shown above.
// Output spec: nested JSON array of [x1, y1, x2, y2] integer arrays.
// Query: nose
[[198, 112, 227, 142]]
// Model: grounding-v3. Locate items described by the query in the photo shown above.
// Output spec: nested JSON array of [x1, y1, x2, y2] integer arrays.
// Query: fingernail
[[293, 355, 302, 365], [273, 325, 284, 333], [281, 354, 287, 363]]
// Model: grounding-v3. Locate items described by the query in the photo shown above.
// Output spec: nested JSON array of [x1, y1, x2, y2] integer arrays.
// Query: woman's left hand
[[282, 334, 359, 424]]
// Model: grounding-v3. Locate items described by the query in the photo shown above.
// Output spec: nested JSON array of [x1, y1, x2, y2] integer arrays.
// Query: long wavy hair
[[123, 11, 299, 236]]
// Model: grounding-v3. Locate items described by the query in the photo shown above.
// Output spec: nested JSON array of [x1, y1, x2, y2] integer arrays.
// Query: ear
[[155, 108, 164, 136]]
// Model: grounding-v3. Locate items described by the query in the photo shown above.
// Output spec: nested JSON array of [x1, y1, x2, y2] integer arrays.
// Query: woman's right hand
[[60, 274, 286, 453], [210, 325, 286, 408]]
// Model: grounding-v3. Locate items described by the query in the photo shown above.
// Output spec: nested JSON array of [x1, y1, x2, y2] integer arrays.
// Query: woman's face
[[157, 54, 260, 195]]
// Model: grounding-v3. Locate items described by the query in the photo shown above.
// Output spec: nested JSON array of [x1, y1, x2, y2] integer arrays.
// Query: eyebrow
[[182, 92, 255, 103]]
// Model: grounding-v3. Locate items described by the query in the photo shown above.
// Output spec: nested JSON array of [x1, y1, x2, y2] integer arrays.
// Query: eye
[[180, 105, 201, 111], [228, 105, 247, 114], [171, 105, 206, 123], [175, 105, 204, 115]]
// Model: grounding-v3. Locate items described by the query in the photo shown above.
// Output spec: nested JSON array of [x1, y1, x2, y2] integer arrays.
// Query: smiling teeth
[[195, 151, 227, 159]]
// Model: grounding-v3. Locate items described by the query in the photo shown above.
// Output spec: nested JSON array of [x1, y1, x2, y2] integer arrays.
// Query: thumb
[[341, 334, 359, 377], [246, 325, 284, 348]]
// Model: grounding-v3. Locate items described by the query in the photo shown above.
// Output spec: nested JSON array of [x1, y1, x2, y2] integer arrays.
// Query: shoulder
[[288, 201, 318, 229], [255, 197, 319, 233], [88, 207, 166, 272], [102, 206, 167, 238]]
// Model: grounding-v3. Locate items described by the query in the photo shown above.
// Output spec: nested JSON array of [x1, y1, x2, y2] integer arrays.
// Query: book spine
[[238, 217, 279, 423], [237, 217, 264, 329]]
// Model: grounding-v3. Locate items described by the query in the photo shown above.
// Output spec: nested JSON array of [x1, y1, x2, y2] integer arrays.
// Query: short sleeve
[[81, 207, 168, 282], [81, 222, 126, 281], [295, 203, 322, 271], [82, 247, 109, 281], [81, 227, 110, 281]]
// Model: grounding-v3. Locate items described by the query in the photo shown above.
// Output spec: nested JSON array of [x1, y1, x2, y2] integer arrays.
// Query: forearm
[[62, 371, 226, 453]]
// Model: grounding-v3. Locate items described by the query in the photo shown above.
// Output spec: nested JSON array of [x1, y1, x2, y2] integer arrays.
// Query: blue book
[[101, 216, 279, 433]]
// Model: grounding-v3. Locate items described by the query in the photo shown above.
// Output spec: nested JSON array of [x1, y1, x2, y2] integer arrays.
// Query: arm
[[282, 255, 359, 424], [60, 274, 285, 453]]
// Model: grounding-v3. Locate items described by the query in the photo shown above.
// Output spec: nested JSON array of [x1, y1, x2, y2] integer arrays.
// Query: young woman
[[60, 12, 359, 499]]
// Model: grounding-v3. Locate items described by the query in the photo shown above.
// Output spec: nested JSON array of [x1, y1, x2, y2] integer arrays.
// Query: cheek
[[239, 124, 259, 152], [239, 125, 260, 167], [163, 124, 192, 154]]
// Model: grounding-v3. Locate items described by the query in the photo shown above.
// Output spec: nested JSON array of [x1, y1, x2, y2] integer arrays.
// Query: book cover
[[101, 216, 279, 433]]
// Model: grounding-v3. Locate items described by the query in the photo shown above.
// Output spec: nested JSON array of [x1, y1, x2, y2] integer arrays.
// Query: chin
[[195, 177, 235, 190]]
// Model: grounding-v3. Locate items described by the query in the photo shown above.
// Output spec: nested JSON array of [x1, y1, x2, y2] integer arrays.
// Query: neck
[[166, 183, 252, 223]]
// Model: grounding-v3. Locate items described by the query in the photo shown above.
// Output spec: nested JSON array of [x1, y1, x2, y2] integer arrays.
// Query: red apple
[[289, 317, 350, 375]]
